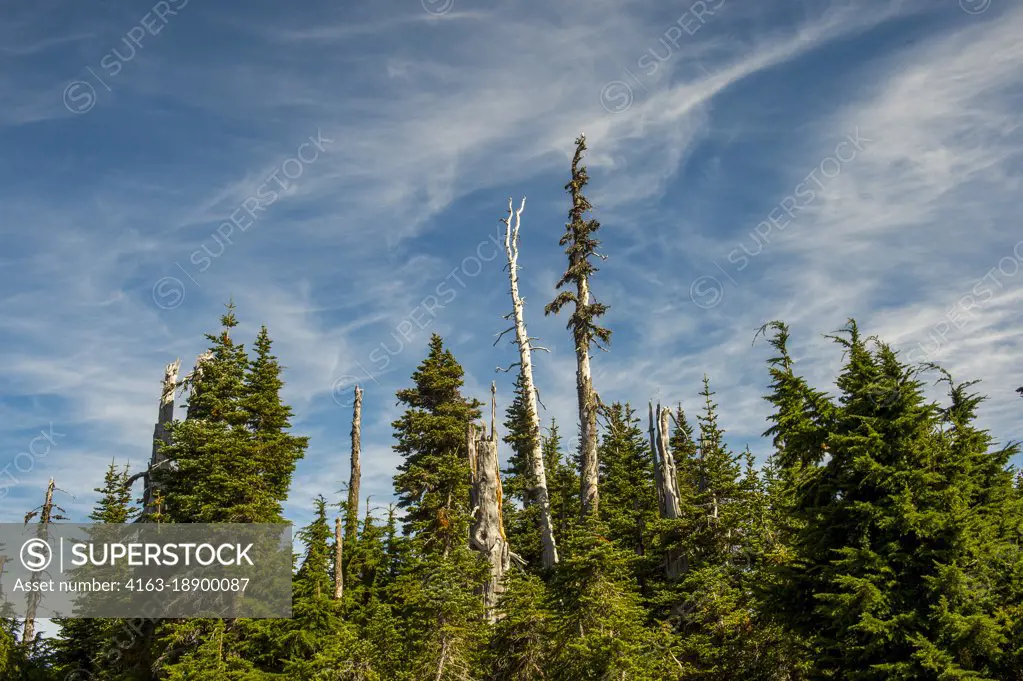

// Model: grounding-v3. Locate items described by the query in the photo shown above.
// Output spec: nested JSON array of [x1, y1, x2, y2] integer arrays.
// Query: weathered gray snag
[[345, 385, 363, 544], [497, 198, 558, 568], [468, 390, 511, 623], [334, 517, 344, 601], [650, 403, 682, 519], [144, 359, 179, 516], [650, 403, 685, 580], [22, 478, 65, 649]]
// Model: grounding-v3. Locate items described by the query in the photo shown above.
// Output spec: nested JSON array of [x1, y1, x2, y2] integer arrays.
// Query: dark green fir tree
[[389, 334, 490, 679]]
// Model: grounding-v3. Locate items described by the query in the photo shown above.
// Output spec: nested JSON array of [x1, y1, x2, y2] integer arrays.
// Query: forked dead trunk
[[501, 198, 558, 567]]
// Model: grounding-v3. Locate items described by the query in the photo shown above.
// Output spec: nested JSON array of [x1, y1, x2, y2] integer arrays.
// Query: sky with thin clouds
[[1, 0, 1021, 537]]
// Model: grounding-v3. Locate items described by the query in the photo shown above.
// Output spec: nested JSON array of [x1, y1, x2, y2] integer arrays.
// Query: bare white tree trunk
[[468, 393, 511, 623], [346, 385, 363, 543], [500, 198, 558, 568], [650, 403, 685, 580], [144, 359, 179, 516]]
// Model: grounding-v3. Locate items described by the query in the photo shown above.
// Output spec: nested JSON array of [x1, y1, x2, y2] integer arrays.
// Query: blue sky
[[2, 0, 1021, 532]]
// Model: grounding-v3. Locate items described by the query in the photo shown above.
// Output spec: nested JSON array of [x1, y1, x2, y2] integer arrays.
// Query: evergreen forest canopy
[[3, 136, 1022, 680]]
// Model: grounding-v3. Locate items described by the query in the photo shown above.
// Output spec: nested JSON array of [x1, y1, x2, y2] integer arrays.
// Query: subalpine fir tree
[[692, 376, 744, 551], [754, 319, 833, 670], [342, 504, 389, 609], [502, 371, 534, 502], [502, 400, 581, 573], [598, 402, 658, 589], [243, 324, 309, 519], [0, 547, 45, 681], [156, 304, 247, 523], [502, 373, 545, 568], [151, 306, 307, 679], [268, 496, 375, 679], [548, 519, 683, 680], [668, 404, 698, 482], [390, 334, 490, 679], [653, 379, 769, 680], [156, 306, 306, 524], [340, 507, 405, 679], [52, 462, 137, 680], [540, 421, 580, 545], [393, 333, 483, 553], [0, 616, 22, 681], [912, 365, 1022, 680], [488, 569, 555, 680]]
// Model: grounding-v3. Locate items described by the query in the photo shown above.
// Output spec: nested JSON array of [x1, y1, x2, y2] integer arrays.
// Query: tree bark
[[501, 198, 558, 568], [345, 385, 362, 544], [468, 413, 511, 623], [144, 359, 179, 517], [334, 517, 344, 601], [576, 283, 599, 519], [650, 403, 685, 580]]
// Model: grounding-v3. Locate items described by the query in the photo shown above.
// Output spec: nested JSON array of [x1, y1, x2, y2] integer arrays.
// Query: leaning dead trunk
[[500, 198, 558, 568], [345, 385, 363, 544], [650, 403, 685, 580], [144, 359, 179, 516], [468, 398, 511, 622]]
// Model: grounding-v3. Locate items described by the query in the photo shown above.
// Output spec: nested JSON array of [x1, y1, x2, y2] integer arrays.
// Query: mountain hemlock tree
[[545, 133, 611, 519], [498, 196, 559, 569], [763, 319, 1021, 679]]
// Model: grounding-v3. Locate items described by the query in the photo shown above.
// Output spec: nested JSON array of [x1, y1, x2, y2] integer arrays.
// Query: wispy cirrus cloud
[[1, 0, 1019, 529]]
